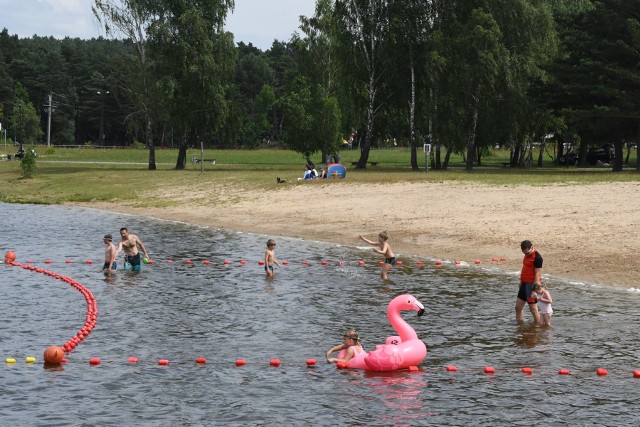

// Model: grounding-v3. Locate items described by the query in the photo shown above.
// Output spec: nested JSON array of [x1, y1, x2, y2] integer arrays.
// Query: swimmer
[[115, 227, 149, 271], [326, 328, 364, 364], [532, 283, 553, 326], [264, 238, 281, 278], [359, 231, 396, 280], [102, 233, 117, 275]]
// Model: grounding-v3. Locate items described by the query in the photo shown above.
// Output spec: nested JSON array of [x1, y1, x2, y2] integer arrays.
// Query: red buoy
[[484, 366, 495, 374], [128, 357, 139, 363], [445, 365, 458, 372], [43, 346, 65, 364], [596, 368, 608, 376], [306, 359, 317, 366], [196, 357, 207, 364], [158, 359, 169, 365], [270, 359, 281, 367], [558, 369, 571, 375], [4, 250, 16, 263], [235, 359, 247, 366], [521, 367, 533, 375], [89, 357, 101, 365], [633, 370, 640, 378]]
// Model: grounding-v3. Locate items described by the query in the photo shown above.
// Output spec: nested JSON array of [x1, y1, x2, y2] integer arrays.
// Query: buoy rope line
[[12, 256, 509, 268], [6, 261, 97, 363], [4, 261, 640, 378]]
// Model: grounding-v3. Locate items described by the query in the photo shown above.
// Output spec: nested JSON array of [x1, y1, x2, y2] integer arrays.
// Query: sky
[[0, 0, 317, 51]]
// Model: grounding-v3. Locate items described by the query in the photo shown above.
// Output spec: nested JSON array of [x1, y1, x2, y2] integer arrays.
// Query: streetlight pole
[[97, 90, 109, 146]]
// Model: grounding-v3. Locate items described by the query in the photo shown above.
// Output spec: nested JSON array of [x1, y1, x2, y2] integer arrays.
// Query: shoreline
[[76, 180, 640, 290]]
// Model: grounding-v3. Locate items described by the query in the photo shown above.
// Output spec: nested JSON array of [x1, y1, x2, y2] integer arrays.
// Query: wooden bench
[[350, 161, 379, 167], [191, 156, 216, 165]]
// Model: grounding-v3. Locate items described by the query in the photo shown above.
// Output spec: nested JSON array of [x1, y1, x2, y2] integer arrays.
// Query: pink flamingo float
[[340, 294, 427, 371]]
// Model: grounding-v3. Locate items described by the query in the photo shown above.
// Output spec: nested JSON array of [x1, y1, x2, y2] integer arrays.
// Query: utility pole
[[97, 90, 109, 146], [46, 93, 53, 147]]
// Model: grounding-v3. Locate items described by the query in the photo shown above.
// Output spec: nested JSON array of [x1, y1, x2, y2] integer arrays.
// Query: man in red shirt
[[516, 240, 542, 324]]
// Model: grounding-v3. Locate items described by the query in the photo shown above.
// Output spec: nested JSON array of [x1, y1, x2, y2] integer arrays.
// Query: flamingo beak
[[415, 300, 425, 317]]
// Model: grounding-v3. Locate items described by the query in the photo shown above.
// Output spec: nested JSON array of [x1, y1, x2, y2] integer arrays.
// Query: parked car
[[587, 144, 613, 166]]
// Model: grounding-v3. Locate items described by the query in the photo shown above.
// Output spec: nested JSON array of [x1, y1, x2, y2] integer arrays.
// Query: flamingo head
[[390, 294, 425, 317]]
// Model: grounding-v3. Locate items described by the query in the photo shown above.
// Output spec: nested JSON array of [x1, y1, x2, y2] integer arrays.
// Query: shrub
[[20, 148, 38, 178]]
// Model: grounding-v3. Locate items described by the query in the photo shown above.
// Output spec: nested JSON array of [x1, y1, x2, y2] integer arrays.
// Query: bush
[[20, 148, 37, 178]]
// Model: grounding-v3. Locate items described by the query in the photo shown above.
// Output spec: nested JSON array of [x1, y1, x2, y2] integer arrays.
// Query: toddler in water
[[532, 283, 553, 326], [326, 328, 364, 364], [264, 239, 281, 278]]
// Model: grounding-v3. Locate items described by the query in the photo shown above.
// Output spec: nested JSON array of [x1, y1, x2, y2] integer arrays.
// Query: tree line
[[0, 0, 638, 171]]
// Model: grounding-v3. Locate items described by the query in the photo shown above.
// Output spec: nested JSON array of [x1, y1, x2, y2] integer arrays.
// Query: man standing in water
[[116, 227, 150, 271], [516, 240, 542, 324]]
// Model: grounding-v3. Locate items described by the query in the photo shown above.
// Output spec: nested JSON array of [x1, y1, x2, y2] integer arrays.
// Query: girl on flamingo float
[[326, 328, 365, 364]]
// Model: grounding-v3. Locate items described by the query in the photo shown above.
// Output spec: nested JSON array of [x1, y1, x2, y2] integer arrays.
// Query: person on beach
[[516, 240, 542, 324], [359, 231, 396, 280], [326, 328, 364, 364], [102, 233, 117, 275], [116, 227, 149, 271], [532, 283, 553, 326], [264, 238, 281, 278]]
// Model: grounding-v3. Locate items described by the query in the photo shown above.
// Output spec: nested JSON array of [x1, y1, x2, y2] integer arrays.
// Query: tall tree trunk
[[409, 53, 418, 171], [356, 71, 376, 169], [465, 91, 480, 171], [147, 116, 156, 170], [175, 131, 189, 170]]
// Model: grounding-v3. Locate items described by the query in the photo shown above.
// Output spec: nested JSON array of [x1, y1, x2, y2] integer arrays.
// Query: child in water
[[102, 233, 117, 275], [264, 239, 281, 278], [532, 283, 553, 326], [326, 328, 364, 364], [359, 231, 396, 280]]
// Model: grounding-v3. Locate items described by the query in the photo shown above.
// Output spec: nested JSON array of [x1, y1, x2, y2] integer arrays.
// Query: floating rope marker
[[596, 368, 608, 376], [240, 260, 246, 265], [474, 260, 481, 264], [196, 357, 207, 364], [89, 358, 101, 365], [128, 357, 139, 363], [559, 369, 571, 375], [185, 260, 192, 264], [6, 358, 16, 364], [445, 365, 458, 372], [321, 261, 328, 265], [235, 359, 247, 366], [203, 260, 210, 265], [158, 359, 169, 366], [85, 259, 93, 264], [358, 260, 365, 265], [282, 261, 288, 265], [521, 367, 533, 375], [484, 366, 495, 374], [306, 359, 317, 366], [25, 356, 36, 364], [258, 260, 265, 265], [633, 370, 640, 378], [270, 359, 281, 367]]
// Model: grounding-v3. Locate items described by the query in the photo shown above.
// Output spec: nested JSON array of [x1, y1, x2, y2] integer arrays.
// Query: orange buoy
[[89, 357, 101, 365], [196, 357, 206, 364], [445, 365, 458, 372], [235, 359, 247, 366], [158, 359, 169, 365], [484, 366, 495, 374], [558, 369, 571, 375], [127, 357, 139, 363], [4, 251, 16, 263], [270, 359, 281, 367], [596, 368, 608, 376], [43, 346, 65, 364], [306, 359, 317, 366], [521, 367, 533, 375]]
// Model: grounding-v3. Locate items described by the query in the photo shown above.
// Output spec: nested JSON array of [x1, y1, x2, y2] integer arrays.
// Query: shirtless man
[[116, 227, 149, 271], [359, 231, 396, 280]]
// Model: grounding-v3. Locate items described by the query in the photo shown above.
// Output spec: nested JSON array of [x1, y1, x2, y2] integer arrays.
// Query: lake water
[[1, 202, 639, 426]]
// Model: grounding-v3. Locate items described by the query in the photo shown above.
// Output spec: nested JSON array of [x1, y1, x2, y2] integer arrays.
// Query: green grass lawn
[[0, 146, 637, 205]]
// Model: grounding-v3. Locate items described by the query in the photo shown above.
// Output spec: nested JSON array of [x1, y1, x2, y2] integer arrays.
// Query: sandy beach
[[83, 180, 640, 289]]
